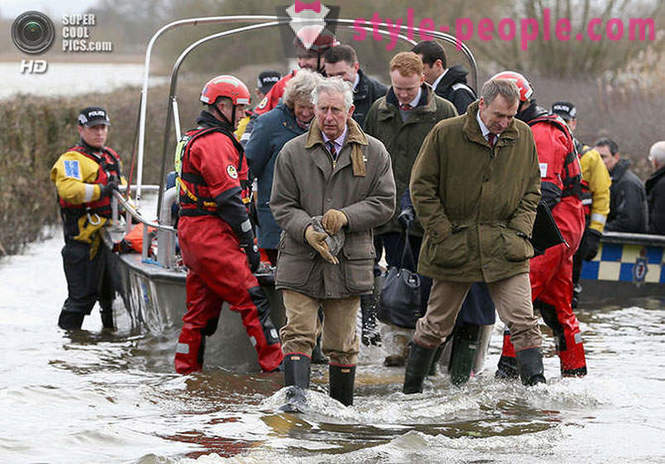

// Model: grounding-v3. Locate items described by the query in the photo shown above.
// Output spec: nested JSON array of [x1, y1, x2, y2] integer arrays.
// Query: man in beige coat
[[271, 77, 395, 409], [404, 78, 545, 392]]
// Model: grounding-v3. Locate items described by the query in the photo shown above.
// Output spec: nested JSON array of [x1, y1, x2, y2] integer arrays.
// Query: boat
[[579, 232, 665, 305], [102, 15, 479, 372]]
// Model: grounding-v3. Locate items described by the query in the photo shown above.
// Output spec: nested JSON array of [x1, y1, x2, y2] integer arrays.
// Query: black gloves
[[99, 178, 119, 198], [237, 226, 260, 273], [398, 207, 415, 228], [580, 228, 602, 261]]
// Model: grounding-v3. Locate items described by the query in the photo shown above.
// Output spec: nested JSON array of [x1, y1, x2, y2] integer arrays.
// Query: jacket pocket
[[432, 227, 468, 268], [501, 229, 534, 261], [275, 235, 316, 286], [342, 234, 374, 293]]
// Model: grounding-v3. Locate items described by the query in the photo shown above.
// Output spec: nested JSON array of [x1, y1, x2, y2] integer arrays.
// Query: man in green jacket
[[364, 51, 457, 366], [404, 78, 546, 392]]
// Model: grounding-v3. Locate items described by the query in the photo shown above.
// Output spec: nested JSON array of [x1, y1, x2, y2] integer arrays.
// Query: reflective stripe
[[591, 213, 607, 225], [83, 184, 96, 202], [249, 336, 257, 346], [175, 343, 190, 354], [582, 198, 593, 205]]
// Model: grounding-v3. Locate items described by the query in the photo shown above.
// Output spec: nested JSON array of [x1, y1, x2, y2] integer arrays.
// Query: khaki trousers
[[414, 273, 541, 352], [281, 290, 360, 365]]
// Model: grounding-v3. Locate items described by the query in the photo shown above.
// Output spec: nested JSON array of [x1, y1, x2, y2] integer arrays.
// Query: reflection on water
[[0, 62, 167, 99], [1, 232, 664, 463]]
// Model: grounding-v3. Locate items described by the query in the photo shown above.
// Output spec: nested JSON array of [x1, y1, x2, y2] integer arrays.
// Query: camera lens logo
[[11, 11, 55, 55]]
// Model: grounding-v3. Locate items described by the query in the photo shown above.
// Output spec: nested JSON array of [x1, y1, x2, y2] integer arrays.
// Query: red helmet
[[490, 71, 533, 102], [200, 75, 251, 106], [293, 27, 339, 54]]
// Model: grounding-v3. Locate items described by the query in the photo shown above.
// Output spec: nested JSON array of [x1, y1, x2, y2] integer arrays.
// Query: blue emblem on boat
[[633, 255, 647, 283]]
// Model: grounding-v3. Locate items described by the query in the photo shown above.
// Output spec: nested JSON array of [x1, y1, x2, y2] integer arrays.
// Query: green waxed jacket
[[410, 100, 541, 283], [364, 84, 457, 236]]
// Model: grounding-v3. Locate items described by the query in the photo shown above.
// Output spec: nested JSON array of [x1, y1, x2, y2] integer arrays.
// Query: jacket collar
[[463, 100, 518, 148], [277, 103, 308, 134], [611, 158, 631, 181], [305, 118, 368, 176], [646, 165, 665, 191]]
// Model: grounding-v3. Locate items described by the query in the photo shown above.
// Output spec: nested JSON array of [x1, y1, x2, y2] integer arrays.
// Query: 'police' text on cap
[[78, 106, 111, 127]]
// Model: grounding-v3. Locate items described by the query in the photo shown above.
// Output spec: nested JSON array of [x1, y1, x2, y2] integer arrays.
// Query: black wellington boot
[[427, 343, 445, 376], [280, 353, 311, 413], [403, 342, 438, 394], [329, 364, 356, 406], [58, 310, 84, 330], [448, 323, 482, 386], [516, 347, 547, 386]]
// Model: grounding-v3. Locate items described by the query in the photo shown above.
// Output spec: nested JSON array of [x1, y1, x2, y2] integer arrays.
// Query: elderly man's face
[[597, 145, 619, 171], [478, 94, 519, 135], [316, 90, 354, 140]]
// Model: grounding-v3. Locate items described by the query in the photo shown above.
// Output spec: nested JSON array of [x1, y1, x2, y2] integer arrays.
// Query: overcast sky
[[1, 0, 100, 19]]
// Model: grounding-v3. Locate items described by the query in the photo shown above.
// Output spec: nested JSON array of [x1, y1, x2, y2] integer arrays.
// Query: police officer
[[174, 75, 283, 374], [51, 107, 123, 330]]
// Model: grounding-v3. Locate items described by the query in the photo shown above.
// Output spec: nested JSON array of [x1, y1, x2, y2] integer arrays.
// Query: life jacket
[[59, 144, 121, 218], [528, 114, 582, 200], [174, 126, 247, 216]]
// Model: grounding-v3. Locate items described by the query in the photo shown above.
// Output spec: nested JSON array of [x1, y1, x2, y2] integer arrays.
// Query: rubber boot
[[403, 341, 438, 394], [448, 323, 482, 386], [427, 343, 444, 376], [99, 301, 115, 330], [495, 329, 519, 380], [58, 310, 84, 330], [329, 364, 356, 406], [280, 353, 311, 413], [174, 326, 205, 375], [360, 294, 380, 346], [516, 347, 546, 386]]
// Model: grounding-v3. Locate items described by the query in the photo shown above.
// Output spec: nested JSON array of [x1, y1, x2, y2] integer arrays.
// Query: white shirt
[[431, 68, 447, 91], [476, 110, 499, 142], [352, 72, 360, 91]]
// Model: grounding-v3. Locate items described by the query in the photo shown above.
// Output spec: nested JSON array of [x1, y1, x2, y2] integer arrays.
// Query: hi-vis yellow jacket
[[579, 147, 611, 233], [50, 145, 125, 255]]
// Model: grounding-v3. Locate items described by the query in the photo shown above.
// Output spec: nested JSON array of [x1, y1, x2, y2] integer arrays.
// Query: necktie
[[327, 140, 337, 160], [400, 103, 412, 111], [488, 133, 496, 147]]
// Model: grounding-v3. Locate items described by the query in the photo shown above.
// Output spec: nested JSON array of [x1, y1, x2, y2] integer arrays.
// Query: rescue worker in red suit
[[174, 75, 283, 374], [51, 106, 124, 330], [493, 72, 587, 378], [253, 28, 338, 117]]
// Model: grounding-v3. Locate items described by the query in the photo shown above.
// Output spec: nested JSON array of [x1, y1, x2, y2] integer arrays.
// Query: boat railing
[[601, 231, 665, 247], [110, 185, 179, 268]]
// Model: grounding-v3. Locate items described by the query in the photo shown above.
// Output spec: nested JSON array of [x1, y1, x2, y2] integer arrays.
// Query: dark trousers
[[61, 239, 114, 315]]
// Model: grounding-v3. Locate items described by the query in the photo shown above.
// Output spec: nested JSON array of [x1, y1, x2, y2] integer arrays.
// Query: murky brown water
[[2, 229, 665, 464]]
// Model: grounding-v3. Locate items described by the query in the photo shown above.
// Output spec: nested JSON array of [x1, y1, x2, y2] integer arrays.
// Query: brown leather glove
[[305, 225, 339, 264], [321, 209, 348, 235]]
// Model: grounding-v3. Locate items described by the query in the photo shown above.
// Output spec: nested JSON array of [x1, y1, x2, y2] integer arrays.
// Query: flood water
[[2, 229, 665, 464]]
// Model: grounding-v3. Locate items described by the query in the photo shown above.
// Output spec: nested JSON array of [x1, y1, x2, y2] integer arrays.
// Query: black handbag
[[377, 226, 426, 329]]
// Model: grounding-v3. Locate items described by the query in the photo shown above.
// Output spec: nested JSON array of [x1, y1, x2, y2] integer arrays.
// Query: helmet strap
[[211, 100, 235, 129]]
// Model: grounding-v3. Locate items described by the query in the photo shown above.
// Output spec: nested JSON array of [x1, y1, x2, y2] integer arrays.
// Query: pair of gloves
[[305, 209, 348, 265]]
